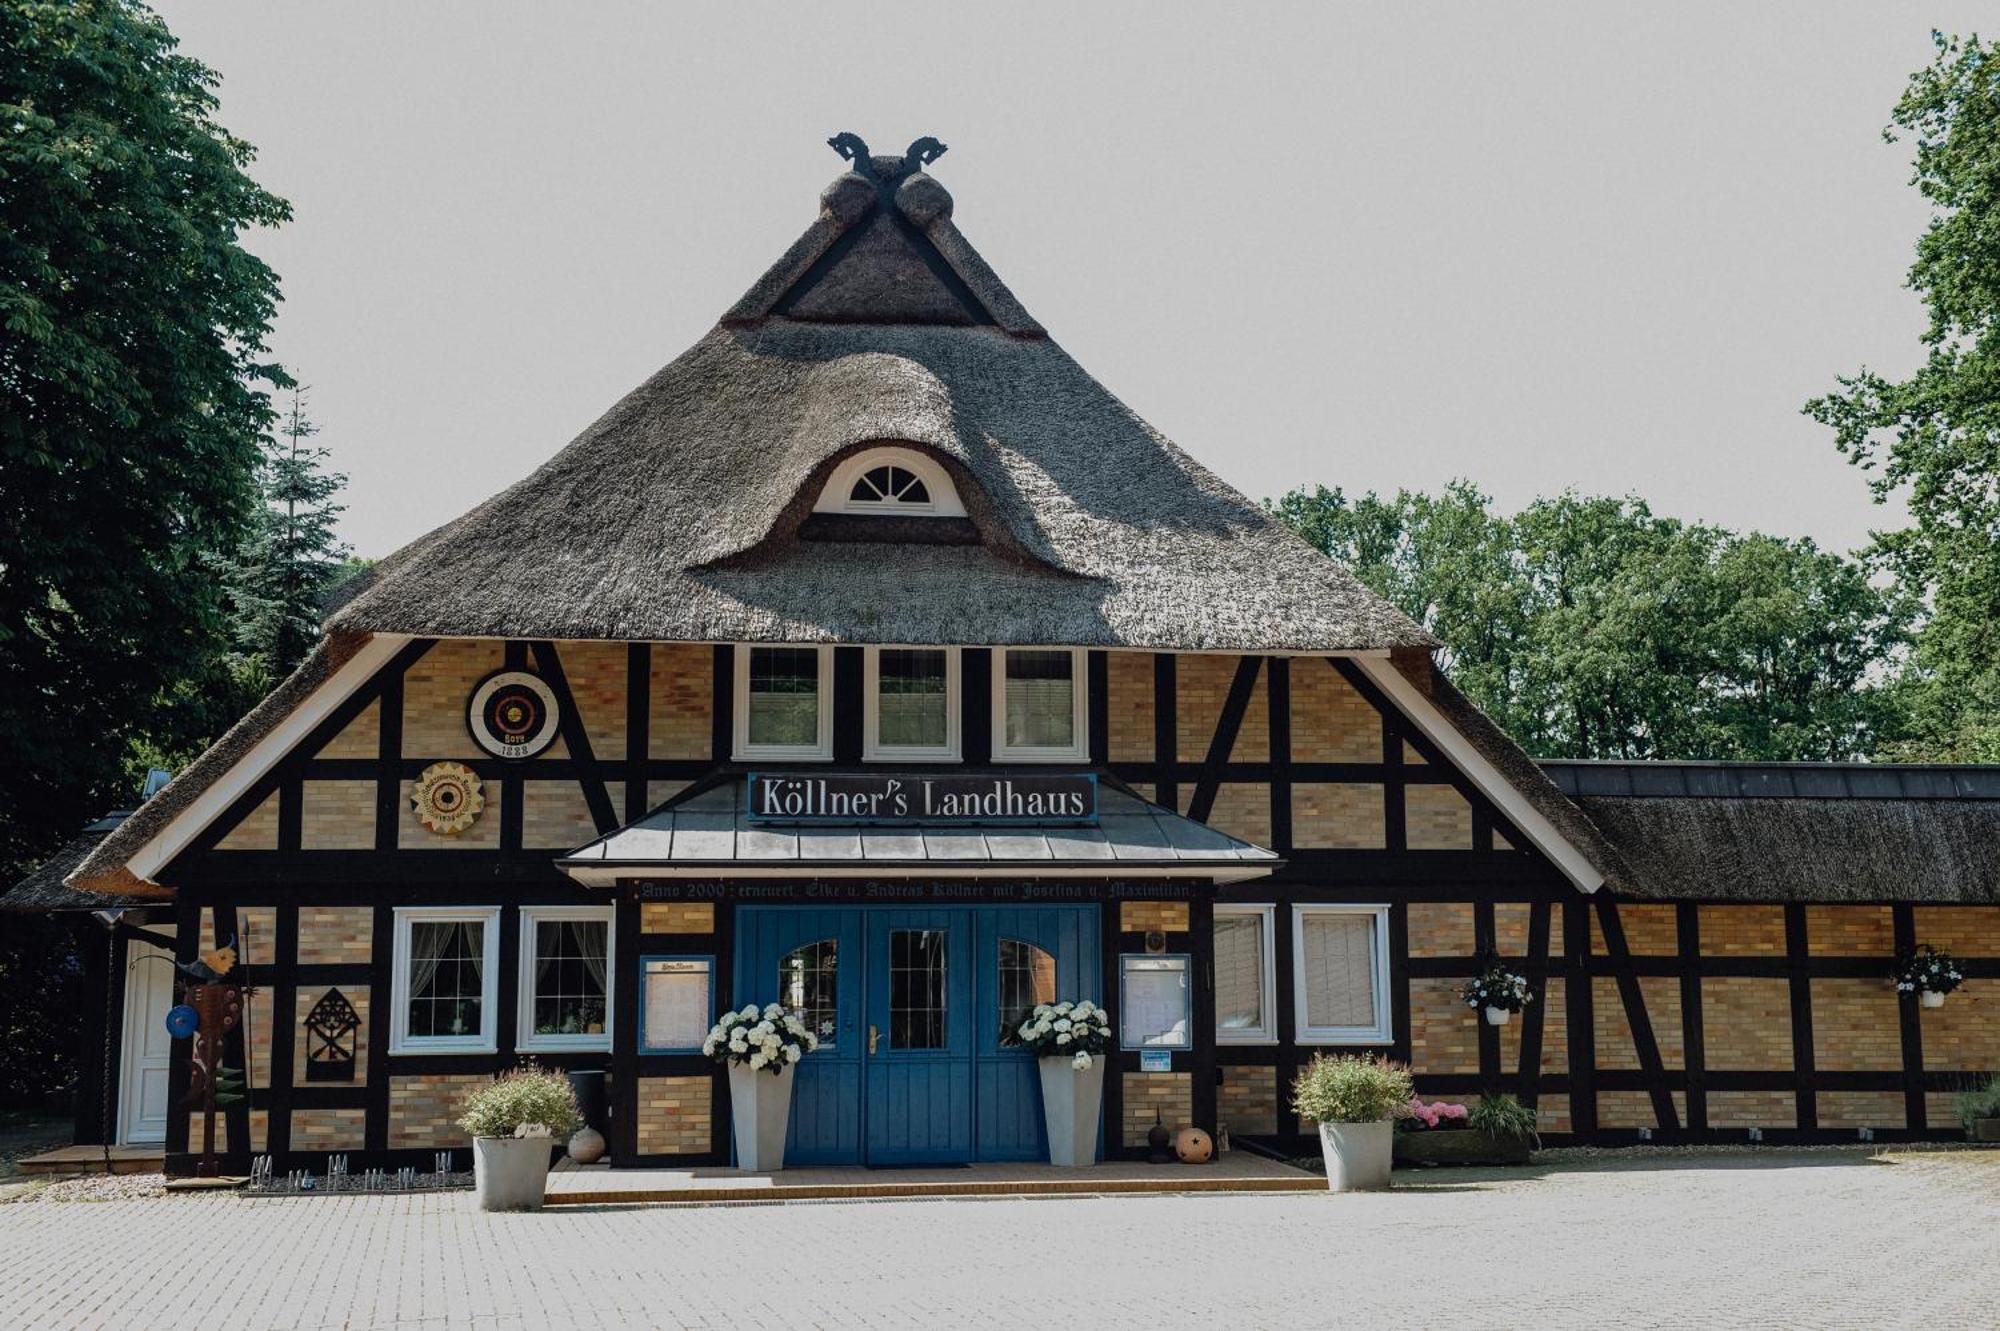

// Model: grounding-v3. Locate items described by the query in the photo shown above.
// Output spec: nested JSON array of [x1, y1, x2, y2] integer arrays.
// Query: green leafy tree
[[227, 388, 349, 693], [1807, 32, 2000, 762], [1272, 485, 1907, 760], [0, 0, 289, 879]]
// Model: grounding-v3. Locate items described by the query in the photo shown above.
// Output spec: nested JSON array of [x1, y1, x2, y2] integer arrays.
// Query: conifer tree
[[228, 388, 349, 690]]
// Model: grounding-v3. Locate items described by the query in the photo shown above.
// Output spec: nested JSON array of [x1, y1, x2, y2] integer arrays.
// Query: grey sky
[[151, 2, 1981, 561]]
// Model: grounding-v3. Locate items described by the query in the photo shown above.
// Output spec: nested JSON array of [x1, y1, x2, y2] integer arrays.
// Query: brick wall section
[[1289, 662, 1380, 762], [1597, 1090, 1687, 1129], [1699, 906, 1787, 955], [187, 1111, 267, 1154], [1291, 784, 1385, 849], [1122, 1072, 1193, 1145], [648, 644, 712, 759], [1491, 903, 1559, 957], [1535, 1094, 1570, 1134], [403, 640, 506, 760], [1120, 902, 1188, 933], [292, 1108, 368, 1152], [1201, 783, 1272, 847], [1538, 982, 1569, 1079], [1912, 907, 2000, 954], [1706, 1091, 1795, 1129], [1919, 980, 2000, 1068], [301, 780, 376, 850], [1407, 903, 1473, 957], [522, 780, 621, 849], [557, 640, 629, 761], [1593, 904, 1678, 955], [1816, 1091, 1908, 1130], [641, 903, 715, 934], [646, 780, 690, 812], [317, 699, 380, 758], [1176, 655, 1268, 762], [635, 1076, 713, 1154], [298, 906, 373, 966], [1805, 906, 1894, 956], [1810, 981, 1902, 1071], [295, 987, 370, 1086], [1104, 652, 1154, 761], [1404, 784, 1474, 850], [1702, 978, 1793, 1070], [1593, 977, 1683, 1069], [217, 791, 279, 851], [244, 986, 274, 1090], [1409, 978, 1480, 1075], [1218, 1065, 1277, 1135], [388, 1074, 491, 1149]]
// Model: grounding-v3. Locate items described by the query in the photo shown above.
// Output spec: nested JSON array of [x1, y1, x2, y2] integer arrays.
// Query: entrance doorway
[[736, 904, 1100, 1165], [117, 940, 175, 1146]]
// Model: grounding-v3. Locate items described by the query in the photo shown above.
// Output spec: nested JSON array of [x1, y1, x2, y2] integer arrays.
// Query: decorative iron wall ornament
[[411, 761, 484, 835], [466, 669, 560, 759], [303, 988, 360, 1082]]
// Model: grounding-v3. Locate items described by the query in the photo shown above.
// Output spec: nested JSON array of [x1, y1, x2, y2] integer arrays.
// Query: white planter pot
[[727, 1061, 796, 1173], [472, 1136, 554, 1212], [1318, 1120, 1394, 1192], [1037, 1055, 1107, 1167], [1484, 1006, 1511, 1027], [1920, 990, 1946, 1009]]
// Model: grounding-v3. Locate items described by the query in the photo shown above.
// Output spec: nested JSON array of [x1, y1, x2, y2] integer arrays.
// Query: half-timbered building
[[18, 138, 2000, 1174]]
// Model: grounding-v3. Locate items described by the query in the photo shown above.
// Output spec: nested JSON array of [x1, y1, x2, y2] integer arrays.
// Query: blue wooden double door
[[735, 904, 1100, 1165]]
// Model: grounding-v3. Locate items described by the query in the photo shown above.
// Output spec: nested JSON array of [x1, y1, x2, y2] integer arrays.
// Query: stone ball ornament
[[411, 761, 485, 836], [466, 669, 560, 760], [1174, 1127, 1214, 1164]]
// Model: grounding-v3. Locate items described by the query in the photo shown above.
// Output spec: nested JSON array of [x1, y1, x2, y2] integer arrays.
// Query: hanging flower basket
[[1894, 944, 1964, 1009], [1461, 964, 1533, 1027]]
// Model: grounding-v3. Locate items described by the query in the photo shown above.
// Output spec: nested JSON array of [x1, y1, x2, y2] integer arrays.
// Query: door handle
[[868, 1024, 880, 1055]]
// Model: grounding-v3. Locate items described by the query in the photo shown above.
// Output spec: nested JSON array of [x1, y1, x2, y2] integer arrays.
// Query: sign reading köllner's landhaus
[[746, 772, 1098, 824]]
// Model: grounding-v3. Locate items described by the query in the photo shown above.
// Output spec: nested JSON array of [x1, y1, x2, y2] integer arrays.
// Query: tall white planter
[[1484, 1006, 1511, 1027], [727, 1061, 796, 1172], [1920, 990, 1946, 1009], [1038, 1055, 1106, 1167], [473, 1135, 554, 1212], [1318, 1120, 1394, 1192]]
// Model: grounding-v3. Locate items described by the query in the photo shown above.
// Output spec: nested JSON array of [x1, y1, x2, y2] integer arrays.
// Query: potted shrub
[[1292, 1054, 1413, 1192], [1462, 962, 1534, 1027], [1895, 944, 1965, 1008], [459, 1066, 582, 1212], [1956, 1075, 2000, 1143], [1393, 1093, 1538, 1166], [1016, 1000, 1113, 1167], [704, 1003, 818, 1172]]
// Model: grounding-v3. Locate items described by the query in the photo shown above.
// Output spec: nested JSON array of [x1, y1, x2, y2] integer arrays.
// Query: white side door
[[118, 940, 176, 1145]]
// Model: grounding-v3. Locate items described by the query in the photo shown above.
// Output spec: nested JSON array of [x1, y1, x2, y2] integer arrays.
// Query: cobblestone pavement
[[2, 1151, 1995, 1329]]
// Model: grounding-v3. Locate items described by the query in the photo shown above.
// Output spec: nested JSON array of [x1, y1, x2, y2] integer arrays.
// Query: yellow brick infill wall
[[640, 902, 715, 934], [298, 906, 373, 965], [1122, 1072, 1193, 1146], [636, 1076, 713, 1154], [1217, 1065, 1277, 1136], [388, 1074, 491, 1150]]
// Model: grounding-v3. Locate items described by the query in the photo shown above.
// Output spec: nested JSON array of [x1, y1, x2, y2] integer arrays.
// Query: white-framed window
[[517, 905, 614, 1052], [733, 645, 833, 761], [864, 647, 960, 762], [390, 906, 500, 1054], [992, 647, 1088, 762], [1292, 905, 1393, 1045], [1215, 904, 1277, 1044], [813, 445, 967, 517]]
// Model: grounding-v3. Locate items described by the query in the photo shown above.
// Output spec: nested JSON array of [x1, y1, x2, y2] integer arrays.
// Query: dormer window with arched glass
[[813, 445, 967, 518]]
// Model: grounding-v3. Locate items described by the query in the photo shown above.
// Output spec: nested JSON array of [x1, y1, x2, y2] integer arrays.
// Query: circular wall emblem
[[466, 670, 560, 760], [411, 761, 485, 836]]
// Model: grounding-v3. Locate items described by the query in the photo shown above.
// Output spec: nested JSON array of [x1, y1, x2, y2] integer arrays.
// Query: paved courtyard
[[3, 1150, 1996, 1329]]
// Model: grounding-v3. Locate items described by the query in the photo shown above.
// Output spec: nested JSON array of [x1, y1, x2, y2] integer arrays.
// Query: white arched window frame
[[812, 446, 967, 518]]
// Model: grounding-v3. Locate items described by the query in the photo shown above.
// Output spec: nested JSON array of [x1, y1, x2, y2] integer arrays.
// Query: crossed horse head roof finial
[[826, 132, 948, 183]]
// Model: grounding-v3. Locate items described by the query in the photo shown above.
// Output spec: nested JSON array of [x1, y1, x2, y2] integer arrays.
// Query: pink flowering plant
[[1398, 1095, 1470, 1132]]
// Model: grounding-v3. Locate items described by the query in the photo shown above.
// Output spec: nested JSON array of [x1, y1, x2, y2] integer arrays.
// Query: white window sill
[[1296, 1033, 1395, 1046], [517, 1035, 612, 1054], [388, 1039, 497, 1057]]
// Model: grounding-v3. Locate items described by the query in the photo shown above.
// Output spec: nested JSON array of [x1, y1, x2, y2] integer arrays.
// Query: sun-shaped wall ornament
[[411, 761, 485, 835]]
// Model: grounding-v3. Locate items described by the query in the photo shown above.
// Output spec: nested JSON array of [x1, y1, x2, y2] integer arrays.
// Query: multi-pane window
[[391, 908, 498, 1053], [866, 648, 958, 760], [848, 465, 932, 509], [1214, 905, 1275, 1043], [735, 645, 831, 759], [519, 907, 612, 1051], [888, 928, 947, 1049], [778, 939, 840, 1048], [1293, 905, 1392, 1043], [996, 939, 1057, 1046], [995, 648, 1087, 761]]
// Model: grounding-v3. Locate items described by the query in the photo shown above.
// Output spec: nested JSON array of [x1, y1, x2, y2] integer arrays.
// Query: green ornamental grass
[[458, 1066, 582, 1139], [1291, 1054, 1414, 1124]]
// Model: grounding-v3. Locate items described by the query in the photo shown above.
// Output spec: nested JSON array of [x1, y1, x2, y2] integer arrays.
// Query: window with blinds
[[1293, 906, 1392, 1043], [734, 645, 831, 759], [1214, 906, 1275, 1042], [995, 648, 1087, 761], [865, 647, 959, 760]]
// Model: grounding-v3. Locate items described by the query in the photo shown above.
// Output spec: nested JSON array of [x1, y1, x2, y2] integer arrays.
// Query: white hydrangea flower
[[1055, 1032, 1070, 1045], [741, 1004, 760, 1020], [749, 1051, 769, 1069], [1071, 1051, 1093, 1070]]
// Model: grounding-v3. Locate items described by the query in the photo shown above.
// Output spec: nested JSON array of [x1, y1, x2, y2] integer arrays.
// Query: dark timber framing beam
[[1593, 894, 1680, 1131]]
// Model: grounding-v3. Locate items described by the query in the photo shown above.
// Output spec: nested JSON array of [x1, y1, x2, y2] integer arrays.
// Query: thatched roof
[[3, 815, 134, 912], [1543, 761, 2000, 903], [324, 143, 1434, 654]]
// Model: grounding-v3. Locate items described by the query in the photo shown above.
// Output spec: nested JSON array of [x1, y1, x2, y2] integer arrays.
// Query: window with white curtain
[[733, 645, 832, 759], [391, 907, 500, 1053], [1293, 905, 1393, 1044], [865, 647, 959, 760], [993, 648, 1087, 761], [1214, 905, 1276, 1043], [518, 906, 613, 1052]]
